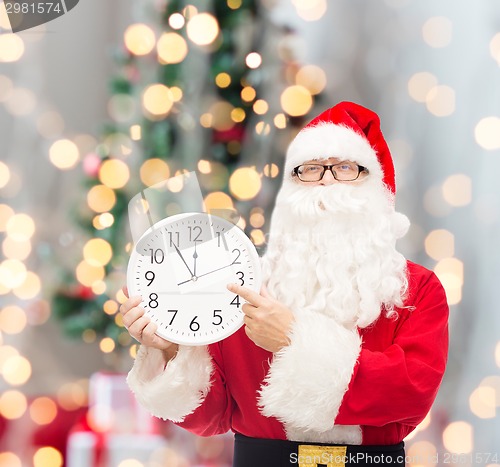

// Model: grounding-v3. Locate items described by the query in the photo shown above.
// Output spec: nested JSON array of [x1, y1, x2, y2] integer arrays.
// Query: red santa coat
[[127, 260, 448, 446]]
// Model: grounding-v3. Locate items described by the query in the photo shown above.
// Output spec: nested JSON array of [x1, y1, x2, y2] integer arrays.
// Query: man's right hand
[[120, 286, 179, 360]]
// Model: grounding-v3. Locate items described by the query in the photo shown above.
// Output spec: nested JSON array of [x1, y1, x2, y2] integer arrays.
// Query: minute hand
[[177, 260, 236, 286], [173, 244, 194, 276]]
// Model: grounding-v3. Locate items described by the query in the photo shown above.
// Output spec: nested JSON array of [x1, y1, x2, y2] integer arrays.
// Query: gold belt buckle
[[298, 444, 347, 467]]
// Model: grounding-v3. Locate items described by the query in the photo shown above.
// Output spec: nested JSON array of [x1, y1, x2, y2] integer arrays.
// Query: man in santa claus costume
[[121, 101, 449, 466]]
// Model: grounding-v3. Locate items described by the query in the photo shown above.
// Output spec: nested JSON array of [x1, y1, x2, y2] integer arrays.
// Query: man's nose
[[319, 169, 337, 185]]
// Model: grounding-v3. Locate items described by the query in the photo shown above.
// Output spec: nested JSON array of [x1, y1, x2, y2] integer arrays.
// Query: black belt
[[233, 434, 405, 467]]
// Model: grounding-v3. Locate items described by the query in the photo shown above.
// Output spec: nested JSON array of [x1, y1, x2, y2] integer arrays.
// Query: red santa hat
[[284, 101, 396, 194]]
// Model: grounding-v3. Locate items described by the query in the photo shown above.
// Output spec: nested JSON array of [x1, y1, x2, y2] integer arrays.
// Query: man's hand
[[227, 283, 294, 353], [120, 286, 179, 360]]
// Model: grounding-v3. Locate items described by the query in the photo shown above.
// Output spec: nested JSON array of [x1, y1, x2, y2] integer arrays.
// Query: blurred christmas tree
[[51, 0, 324, 352]]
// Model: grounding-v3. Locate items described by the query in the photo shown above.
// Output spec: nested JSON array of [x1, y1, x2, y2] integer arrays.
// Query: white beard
[[261, 178, 410, 328]]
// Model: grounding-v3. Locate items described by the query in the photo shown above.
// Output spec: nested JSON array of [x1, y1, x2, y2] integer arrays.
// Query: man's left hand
[[227, 283, 294, 353]]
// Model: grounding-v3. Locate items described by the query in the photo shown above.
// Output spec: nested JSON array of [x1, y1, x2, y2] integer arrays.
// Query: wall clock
[[127, 212, 261, 345]]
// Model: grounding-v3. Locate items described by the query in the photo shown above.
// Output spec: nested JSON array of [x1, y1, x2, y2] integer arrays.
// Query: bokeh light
[[0, 204, 15, 232], [186, 13, 219, 46], [0, 390, 27, 419], [6, 213, 35, 241], [157, 32, 188, 64], [87, 185, 116, 213], [169, 86, 183, 102], [442, 174, 472, 207], [83, 238, 113, 267], [474, 117, 500, 150], [408, 72, 438, 103], [231, 107, 246, 123], [117, 460, 143, 467], [263, 163, 280, 178], [2, 355, 32, 385], [422, 16, 453, 48], [434, 257, 464, 305], [210, 101, 235, 131], [57, 381, 88, 411], [140, 158, 170, 187], [425, 229, 455, 261], [295, 65, 327, 95], [253, 99, 269, 115], [0, 345, 19, 368], [255, 122, 271, 136], [250, 229, 265, 247], [241, 86, 256, 102], [246, 52, 262, 69], [442, 421, 473, 453], [33, 446, 63, 467], [92, 280, 106, 295], [273, 113, 287, 129], [130, 124, 141, 141], [293, 0, 328, 21], [0, 453, 22, 467], [204, 192, 234, 212], [100, 337, 116, 353], [49, 139, 80, 170], [426, 85, 455, 117], [76, 261, 105, 287], [13, 271, 42, 299], [228, 0, 243, 9], [5, 87, 37, 117], [406, 440, 437, 467], [103, 300, 119, 315], [280, 85, 313, 116], [490, 32, 500, 65], [0, 161, 10, 188], [215, 72, 231, 88], [0, 305, 27, 334], [0, 34, 24, 62], [142, 84, 174, 120], [469, 386, 496, 419], [229, 167, 262, 200], [124, 23, 156, 56], [250, 208, 265, 228], [30, 397, 58, 425], [99, 159, 130, 189], [0, 259, 27, 289], [168, 13, 185, 29]]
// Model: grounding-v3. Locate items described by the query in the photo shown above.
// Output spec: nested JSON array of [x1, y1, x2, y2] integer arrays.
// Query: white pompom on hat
[[284, 101, 396, 194]]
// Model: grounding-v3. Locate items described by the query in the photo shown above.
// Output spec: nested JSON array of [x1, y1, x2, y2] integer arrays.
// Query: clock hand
[[172, 243, 195, 277], [193, 241, 199, 277], [177, 260, 236, 286]]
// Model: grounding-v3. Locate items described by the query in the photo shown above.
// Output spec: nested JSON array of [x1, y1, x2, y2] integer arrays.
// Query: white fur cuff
[[258, 311, 362, 433], [127, 345, 213, 422]]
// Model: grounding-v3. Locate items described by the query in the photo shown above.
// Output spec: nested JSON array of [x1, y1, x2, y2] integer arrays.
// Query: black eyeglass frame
[[292, 163, 369, 182]]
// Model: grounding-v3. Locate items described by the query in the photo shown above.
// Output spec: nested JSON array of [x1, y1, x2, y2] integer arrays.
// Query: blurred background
[[0, 0, 499, 465]]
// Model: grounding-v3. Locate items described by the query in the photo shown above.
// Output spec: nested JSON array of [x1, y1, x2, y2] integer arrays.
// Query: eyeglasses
[[292, 162, 368, 182]]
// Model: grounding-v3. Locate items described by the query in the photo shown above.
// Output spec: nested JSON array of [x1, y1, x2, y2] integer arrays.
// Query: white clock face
[[127, 212, 262, 345]]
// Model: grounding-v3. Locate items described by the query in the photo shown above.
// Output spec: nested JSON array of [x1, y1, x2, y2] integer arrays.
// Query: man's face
[[292, 157, 369, 187]]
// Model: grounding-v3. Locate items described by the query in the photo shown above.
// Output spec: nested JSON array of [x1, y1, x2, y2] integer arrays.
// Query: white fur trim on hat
[[258, 310, 362, 440], [285, 123, 384, 183], [127, 345, 213, 422]]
